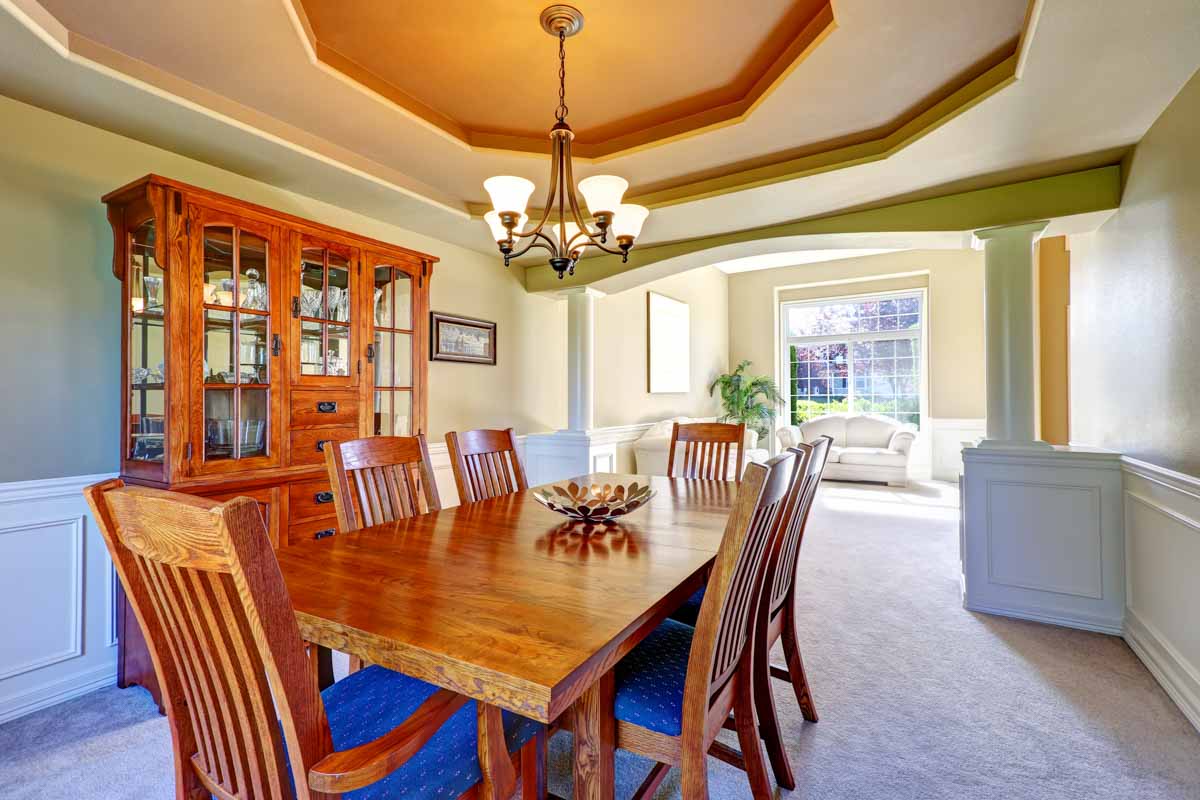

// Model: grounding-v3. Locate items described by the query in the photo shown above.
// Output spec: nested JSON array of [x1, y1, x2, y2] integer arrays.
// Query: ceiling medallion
[[483, 5, 649, 279]]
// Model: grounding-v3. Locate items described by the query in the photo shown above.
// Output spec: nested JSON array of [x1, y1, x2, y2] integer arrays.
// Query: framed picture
[[647, 291, 690, 393], [430, 311, 497, 365]]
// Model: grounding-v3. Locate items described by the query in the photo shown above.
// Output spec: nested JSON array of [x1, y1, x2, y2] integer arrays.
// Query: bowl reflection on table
[[535, 521, 640, 559]]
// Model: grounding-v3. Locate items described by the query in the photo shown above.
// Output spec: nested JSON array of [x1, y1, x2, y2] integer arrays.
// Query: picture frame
[[430, 311, 497, 365], [647, 291, 690, 393]]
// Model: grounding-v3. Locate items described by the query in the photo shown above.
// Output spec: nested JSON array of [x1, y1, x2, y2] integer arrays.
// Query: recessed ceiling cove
[[292, 0, 836, 158]]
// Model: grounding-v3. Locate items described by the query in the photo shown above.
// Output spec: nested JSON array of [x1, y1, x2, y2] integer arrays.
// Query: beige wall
[[727, 249, 986, 421], [1069, 70, 1200, 734], [0, 95, 563, 481], [594, 266, 729, 428], [1070, 69, 1200, 474]]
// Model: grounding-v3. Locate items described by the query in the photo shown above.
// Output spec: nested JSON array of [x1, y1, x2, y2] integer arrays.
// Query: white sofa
[[634, 417, 768, 477], [777, 414, 915, 486]]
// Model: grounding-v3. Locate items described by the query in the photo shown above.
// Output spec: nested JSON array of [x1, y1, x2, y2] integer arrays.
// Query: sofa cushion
[[638, 416, 695, 442], [836, 446, 908, 468], [844, 415, 902, 447], [825, 445, 843, 463], [798, 415, 847, 446]]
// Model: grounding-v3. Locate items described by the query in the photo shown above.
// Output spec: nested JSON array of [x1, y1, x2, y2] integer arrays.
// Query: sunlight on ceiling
[[712, 249, 904, 274]]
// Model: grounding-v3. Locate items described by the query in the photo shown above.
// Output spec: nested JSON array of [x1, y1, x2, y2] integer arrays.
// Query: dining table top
[[276, 472, 737, 724]]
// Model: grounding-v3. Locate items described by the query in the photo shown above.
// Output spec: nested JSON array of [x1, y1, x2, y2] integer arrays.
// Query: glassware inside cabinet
[[371, 264, 415, 438], [200, 223, 273, 464], [129, 219, 166, 462], [296, 243, 354, 379]]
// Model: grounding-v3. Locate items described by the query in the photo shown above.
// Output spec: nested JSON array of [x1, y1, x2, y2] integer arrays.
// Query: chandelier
[[482, 5, 649, 280]]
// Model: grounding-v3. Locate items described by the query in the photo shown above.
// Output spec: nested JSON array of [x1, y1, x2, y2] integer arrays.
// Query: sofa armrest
[[888, 429, 916, 455], [776, 425, 803, 450]]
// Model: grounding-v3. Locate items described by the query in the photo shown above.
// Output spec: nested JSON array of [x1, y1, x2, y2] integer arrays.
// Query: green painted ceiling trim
[[524, 165, 1121, 292]]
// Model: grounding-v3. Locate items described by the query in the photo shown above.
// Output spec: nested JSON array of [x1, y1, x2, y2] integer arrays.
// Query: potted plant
[[708, 360, 785, 441]]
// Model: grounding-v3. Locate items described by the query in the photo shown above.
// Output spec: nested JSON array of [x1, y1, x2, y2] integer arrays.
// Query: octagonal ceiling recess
[[292, 0, 837, 159]]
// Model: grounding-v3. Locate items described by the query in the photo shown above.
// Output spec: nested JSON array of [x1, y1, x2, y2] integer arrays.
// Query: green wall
[[0, 141, 119, 480], [0, 94, 565, 482]]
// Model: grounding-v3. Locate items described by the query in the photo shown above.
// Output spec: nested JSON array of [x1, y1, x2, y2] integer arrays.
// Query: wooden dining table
[[275, 472, 737, 800]]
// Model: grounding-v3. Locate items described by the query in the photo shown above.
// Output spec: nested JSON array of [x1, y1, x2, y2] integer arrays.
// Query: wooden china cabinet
[[103, 175, 435, 706]]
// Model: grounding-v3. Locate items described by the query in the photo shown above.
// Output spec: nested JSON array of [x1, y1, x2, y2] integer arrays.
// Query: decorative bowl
[[532, 480, 655, 523]]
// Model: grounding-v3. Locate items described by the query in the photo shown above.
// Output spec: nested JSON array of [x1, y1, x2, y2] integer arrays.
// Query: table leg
[[573, 670, 615, 800], [307, 643, 335, 691]]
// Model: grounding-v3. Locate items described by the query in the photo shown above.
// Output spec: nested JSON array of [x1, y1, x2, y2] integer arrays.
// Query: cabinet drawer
[[289, 426, 358, 467], [288, 477, 338, 521], [288, 516, 340, 547], [200, 485, 281, 549], [290, 390, 359, 428]]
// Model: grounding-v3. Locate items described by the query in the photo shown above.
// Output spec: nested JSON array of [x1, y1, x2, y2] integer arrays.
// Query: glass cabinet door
[[293, 235, 358, 385], [369, 259, 418, 436], [127, 219, 167, 470], [192, 207, 280, 472]]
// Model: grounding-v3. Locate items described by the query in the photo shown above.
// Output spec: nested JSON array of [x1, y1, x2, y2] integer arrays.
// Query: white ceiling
[[0, 0, 1197, 259]]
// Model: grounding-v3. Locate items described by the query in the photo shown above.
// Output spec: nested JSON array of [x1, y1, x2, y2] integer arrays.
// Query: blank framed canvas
[[647, 291, 690, 393]]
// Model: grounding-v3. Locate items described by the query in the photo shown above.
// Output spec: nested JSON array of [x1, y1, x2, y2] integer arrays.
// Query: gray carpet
[[2, 481, 1199, 799]]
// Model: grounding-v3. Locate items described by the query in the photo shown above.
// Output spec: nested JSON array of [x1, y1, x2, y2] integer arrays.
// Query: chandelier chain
[[556, 30, 568, 122]]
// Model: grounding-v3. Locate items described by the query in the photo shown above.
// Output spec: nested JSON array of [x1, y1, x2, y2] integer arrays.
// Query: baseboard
[[1124, 609, 1200, 734], [963, 600, 1124, 636], [0, 663, 116, 725]]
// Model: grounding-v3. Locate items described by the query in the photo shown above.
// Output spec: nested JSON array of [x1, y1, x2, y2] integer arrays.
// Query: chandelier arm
[[506, 229, 558, 260], [561, 137, 621, 252]]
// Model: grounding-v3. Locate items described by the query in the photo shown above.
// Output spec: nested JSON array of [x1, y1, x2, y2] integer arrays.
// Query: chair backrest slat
[[327, 435, 442, 531], [767, 436, 832, 615], [84, 481, 330, 799], [667, 422, 746, 482], [446, 428, 528, 504], [679, 453, 795, 727]]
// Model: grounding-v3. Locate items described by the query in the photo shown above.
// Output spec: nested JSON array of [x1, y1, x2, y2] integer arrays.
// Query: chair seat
[[668, 587, 705, 627], [320, 665, 539, 799], [614, 619, 695, 737]]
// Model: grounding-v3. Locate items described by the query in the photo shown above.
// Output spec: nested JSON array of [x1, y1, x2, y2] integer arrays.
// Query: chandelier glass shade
[[482, 5, 648, 279]]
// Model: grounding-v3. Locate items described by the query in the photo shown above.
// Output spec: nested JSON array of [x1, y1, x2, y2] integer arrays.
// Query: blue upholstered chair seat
[[669, 587, 706, 628], [614, 618, 695, 737], [312, 665, 539, 799]]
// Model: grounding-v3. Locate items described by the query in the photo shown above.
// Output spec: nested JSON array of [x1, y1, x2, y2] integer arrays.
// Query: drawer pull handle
[[313, 528, 335, 540], [316, 439, 332, 452], [314, 491, 334, 504], [316, 401, 338, 413]]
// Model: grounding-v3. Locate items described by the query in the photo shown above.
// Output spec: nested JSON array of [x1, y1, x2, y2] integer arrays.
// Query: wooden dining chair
[[751, 435, 832, 790], [446, 427, 528, 504], [83, 479, 544, 800], [585, 452, 796, 799], [666, 421, 746, 482], [325, 434, 441, 533]]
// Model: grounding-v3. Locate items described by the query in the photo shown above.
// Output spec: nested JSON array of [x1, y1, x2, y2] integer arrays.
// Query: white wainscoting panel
[[0, 473, 118, 724], [985, 482, 1103, 599], [961, 446, 1124, 635], [523, 423, 653, 487], [0, 516, 84, 680], [1121, 457, 1200, 733], [930, 418, 986, 481]]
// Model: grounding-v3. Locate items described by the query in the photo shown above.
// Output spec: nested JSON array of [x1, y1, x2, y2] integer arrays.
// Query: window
[[784, 291, 923, 428]]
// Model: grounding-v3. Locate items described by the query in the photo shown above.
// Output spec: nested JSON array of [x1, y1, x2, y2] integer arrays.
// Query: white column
[[562, 287, 604, 432], [974, 221, 1049, 447], [523, 286, 615, 485]]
